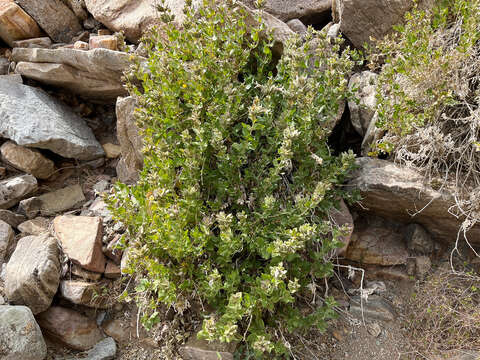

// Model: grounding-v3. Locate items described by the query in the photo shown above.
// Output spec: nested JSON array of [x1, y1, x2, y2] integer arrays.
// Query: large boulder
[[13, 47, 132, 101], [0, 174, 37, 209], [0, 305, 47, 360], [0, 1, 42, 47], [334, 0, 433, 49], [116, 96, 143, 184], [0, 78, 104, 160], [242, 0, 331, 22], [36, 306, 103, 351], [347, 157, 480, 244], [15, 0, 82, 42], [4, 234, 60, 314]]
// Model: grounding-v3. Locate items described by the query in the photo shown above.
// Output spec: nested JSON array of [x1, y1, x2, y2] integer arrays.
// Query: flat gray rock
[[0, 305, 47, 360], [0, 79, 104, 160]]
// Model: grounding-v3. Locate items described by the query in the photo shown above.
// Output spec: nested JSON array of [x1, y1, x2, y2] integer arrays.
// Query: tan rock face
[[13, 47, 132, 100], [104, 261, 120, 279], [36, 306, 103, 351], [59, 280, 109, 308], [71, 263, 102, 281], [116, 96, 143, 184], [17, 216, 49, 235], [5, 234, 60, 314], [1, 141, 55, 179], [0, 1, 42, 47], [102, 142, 121, 158], [347, 157, 480, 244], [102, 319, 131, 343], [345, 216, 408, 266], [179, 332, 236, 360], [54, 215, 106, 273], [12, 37, 52, 48], [89, 34, 117, 50], [15, 0, 82, 43], [0, 219, 14, 263]]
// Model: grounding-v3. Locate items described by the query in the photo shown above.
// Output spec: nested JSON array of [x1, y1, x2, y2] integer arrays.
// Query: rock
[[0, 174, 37, 209], [286, 18, 307, 35], [84, 0, 182, 43], [1, 141, 55, 179], [63, 0, 88, 21], [104, 235, 122, 264], [348, 71, 377, 137], [13, 47, 133, 101], [0, 1, 42, 47], [179, 332, 236, 360], [36, 306, 103, 351], [0, 79, 104, 159], [334, 0, 433, 49], [102, 143, 121, 159], [367, 322, 382, 337], [59, 280, 109, 308], [0, 56, 9, 74], [104, 261, 120, 279], [5, 234, 60, 314], [364, 265, 410, 282], [93, 180, 110, 194], [74, 40, 89, 50], [345, 216, 408, 266], [242, 0, 331, 22], [17, 217, 49, 235], [349, 295, 396, 322], [89, 35, 117, 50], [15, 0, 82, 43], [83, 337, 116, 360], [54, 215, 106, 273], [405, 223, 434, 255], [0, 209, 26, 228], [87, 198, 112, 219], [0, 305, 47, 360], [19, 184, 85, 219], [415, 256, 431, 279], [102, 319, 130, 343], [116, 96, 143, 184], [360, 112, 385, 155], [347, 158, 480, 244], [0, 166, 5, 179], [329, 199, 353, 255], [71, 264, 102, 281], [0, 73, 22, 83], [0, 219, 14, 263], [12, 37, 52, 48]]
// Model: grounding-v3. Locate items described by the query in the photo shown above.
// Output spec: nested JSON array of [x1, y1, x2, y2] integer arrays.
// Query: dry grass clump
[[406, 268, 480, 356]]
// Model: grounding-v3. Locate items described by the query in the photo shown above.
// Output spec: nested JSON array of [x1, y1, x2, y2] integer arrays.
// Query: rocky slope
[[0, 0, 475, 359]]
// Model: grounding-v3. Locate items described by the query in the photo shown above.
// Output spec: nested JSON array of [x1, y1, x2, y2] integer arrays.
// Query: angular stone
[[0, 305, 47, 360], [12, 37, 52, 48], [0, 1, 42, 47], [0, 165, 5, 179], [89, 35, 117, 50], [334, 0, 433, 49], [17, 217, 49, 235], [0, 219, 14, 263], [19, 184, 85, 218], [1, 141, 55, 179], [0, 56, 9, 74], [104, 261, 120, 279], [242, 0, 331, 22], [349, 295, 396, 322], [104, 235, 122, 264], [54, 215, 106, 273], [0, 79, 104, 159], [102, 142, 121, 158], [36, 306, 103, 351], [116, 96, 143, 184], [347, 158, 480, 244], [83, 337, 116, 360], [73, 40, 89, 50], [286, 19, 307, 35], [348, 71, 377, 137], [0, 174, 37, 209], [0, 73, 22, 83], [405, 223, 434, 255], [5, 234, 60, 314], [345, 216, 408, 266], [179, 332, 236, 360], [59, 280, 109, 308], [13, 47, 133, 100], [0, 209, 26, 228], [71, 264, 102, 281], [102, 319, 130, 343], [15, 0, 82, 43]]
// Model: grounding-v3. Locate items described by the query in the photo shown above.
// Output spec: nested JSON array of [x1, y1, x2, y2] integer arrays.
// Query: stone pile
[[0, 0, 453, 359]]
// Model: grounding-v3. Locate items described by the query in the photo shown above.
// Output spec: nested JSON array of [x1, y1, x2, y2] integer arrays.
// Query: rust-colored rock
[[104, 261, 120, 279], [1, 141, 55, 179], [54, 215, 106, 273], [0, 1, 42, 47], [36, 306, 103, 351]]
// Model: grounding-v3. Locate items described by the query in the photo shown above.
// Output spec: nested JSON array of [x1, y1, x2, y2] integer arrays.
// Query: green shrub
[[108, 0, 359, 356]]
